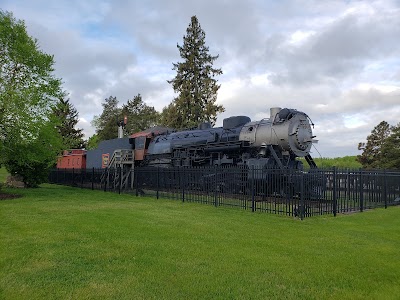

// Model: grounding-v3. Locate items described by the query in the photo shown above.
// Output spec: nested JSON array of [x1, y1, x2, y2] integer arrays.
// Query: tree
[[357, 121, 391, 169], [86, 134, 100, 150], [92, 94, 160, 142], [53, 98, 85, 149], [3, 115, 62, 187], [380, 123, 400, 169], [91, 96, 121, 141], [121, 94, 159, 134], [160, 102, 180, 129], [0, 10, 64, 187], [164, 15, 224, 129]]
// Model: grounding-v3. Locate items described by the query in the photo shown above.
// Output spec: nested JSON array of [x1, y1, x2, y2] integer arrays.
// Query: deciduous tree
[[92, 94, 160, 142], [357, 121, 391, 169], [121, 94, 159, 134], [380, 123, 400, 169], [0, 10, 64, 186]]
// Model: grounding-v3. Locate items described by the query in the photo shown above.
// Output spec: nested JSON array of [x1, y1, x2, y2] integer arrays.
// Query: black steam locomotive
[[128, 107, 323, 199], [130, 107, 318, 170]]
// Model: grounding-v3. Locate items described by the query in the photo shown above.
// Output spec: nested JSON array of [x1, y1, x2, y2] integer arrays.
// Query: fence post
[[346, 169, 350, 202], [182, 167, 185, 203], [383, 169, 387, 209], [130, 168, 134, 190], [333, 167, 337, 217], [359, 169, 364, 212], [215, 166, 219, 208], [156, 166, 159, 199], [72, 168, 75, 186], [103, 169, 107, 192], [119, 167, 122, 194], [92, 168, 94, 190], [241, 166, 247, 210], [214, 165, 218, 207], [300, 172, 305, 220], [135, 168, 139, 197], [251, 166, 255, 212], [81, 168, 84, 188]]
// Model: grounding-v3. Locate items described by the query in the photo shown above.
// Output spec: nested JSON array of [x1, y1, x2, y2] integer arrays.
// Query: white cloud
[[77, 117, 95, 139], [288, 30, 315, 46]]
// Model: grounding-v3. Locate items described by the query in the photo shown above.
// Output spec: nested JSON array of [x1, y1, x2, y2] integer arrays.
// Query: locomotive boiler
[[129, 107, 318, 170]]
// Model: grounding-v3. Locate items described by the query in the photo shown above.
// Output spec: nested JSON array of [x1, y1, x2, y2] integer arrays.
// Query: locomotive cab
[[129, 126, 171, 165], [132, 136, 152, 161]]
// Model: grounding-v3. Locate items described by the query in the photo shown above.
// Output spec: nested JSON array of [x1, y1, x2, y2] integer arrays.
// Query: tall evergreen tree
[[91, 96, 121, 141], [53, 98, 85, 149], [121, 94, 159, 134], [357, 121, 391, 169], [164, 15, 224, 129]]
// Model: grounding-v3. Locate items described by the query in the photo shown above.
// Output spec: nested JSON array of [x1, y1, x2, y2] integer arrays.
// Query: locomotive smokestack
[[270, 107, 281, 122], [117, 118, 126, 139], [118, 125, 123, 138]]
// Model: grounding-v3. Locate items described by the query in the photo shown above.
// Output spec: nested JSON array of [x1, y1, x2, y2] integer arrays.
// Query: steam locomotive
[[56, 106, 321, 199], [129, 107, 318, 170]]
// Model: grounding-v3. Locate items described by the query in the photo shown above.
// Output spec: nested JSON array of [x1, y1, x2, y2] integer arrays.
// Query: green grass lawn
[[1, 184, 399, 299]]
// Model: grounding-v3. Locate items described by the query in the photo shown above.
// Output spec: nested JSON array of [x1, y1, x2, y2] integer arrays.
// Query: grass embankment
[[301, 156, 362, 169], [1, 184, 399, 299]]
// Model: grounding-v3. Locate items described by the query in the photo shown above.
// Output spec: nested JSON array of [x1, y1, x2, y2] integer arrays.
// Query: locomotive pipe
[[203, 144, 241, 153]]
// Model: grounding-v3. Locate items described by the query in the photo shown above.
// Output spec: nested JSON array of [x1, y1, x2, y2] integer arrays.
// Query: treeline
[[357, 121, 400, 170], [303, 121, 400, 170]]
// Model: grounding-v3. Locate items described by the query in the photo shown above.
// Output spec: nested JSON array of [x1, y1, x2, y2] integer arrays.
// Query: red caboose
[[57, 149, 87, 169]]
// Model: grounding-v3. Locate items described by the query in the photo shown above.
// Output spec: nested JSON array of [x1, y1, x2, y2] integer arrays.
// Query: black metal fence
[[48, 167, 400, 219]]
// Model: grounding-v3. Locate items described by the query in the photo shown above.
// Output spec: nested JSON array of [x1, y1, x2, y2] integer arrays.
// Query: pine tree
[[357, 121, 391, 168], [165, 15, 224, 129], [53, 98, 85, 149]]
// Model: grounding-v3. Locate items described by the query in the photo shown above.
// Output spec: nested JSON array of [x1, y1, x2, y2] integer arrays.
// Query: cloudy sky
[[2, 0, 400, 157]]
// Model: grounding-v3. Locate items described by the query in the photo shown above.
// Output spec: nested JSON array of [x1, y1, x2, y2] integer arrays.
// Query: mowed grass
[[1, 185, 400, 300]]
